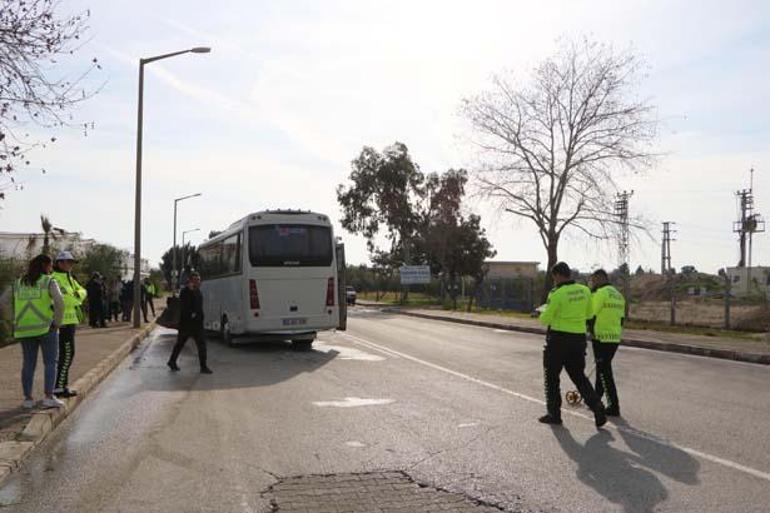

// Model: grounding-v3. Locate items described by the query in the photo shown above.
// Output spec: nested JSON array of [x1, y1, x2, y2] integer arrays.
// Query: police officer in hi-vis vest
[[588, 269, 626, 417], [9, 254, 66, 409], [538, 262, 607, 428], [51, 251, 87, 398]]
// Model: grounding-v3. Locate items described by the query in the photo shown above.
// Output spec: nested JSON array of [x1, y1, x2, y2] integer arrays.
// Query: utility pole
[[615, 191, 633, 313], [662, 222, 677, 325], [733, 169, 765, 296]]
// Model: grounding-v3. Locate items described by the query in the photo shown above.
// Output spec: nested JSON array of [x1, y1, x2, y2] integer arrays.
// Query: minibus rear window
[[248, 225, 333, 267]]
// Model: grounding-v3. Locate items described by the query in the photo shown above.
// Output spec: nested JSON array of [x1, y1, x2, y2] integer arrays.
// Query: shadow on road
[[131, 330, 340, 393], [613, 418, 700, 486], [552, 428, 668, 513]]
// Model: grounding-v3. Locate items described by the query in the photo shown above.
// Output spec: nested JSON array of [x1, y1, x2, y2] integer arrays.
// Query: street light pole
[[132, 47, 211, 328], [172, 193, 201, 293], [181, 228, 201, 276]]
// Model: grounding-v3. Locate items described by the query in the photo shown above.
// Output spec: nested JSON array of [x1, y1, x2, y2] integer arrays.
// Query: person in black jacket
[[167, 272, 212, 374], [86, 273, 106, 328]]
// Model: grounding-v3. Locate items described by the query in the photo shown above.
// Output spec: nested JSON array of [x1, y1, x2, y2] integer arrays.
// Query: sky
[[2, 0, 770, 274]]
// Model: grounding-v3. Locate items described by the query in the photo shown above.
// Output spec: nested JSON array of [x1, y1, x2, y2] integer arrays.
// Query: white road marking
[[345, 441, 366, 448], [314, 342, 385, 361], [340, 332, 770, 483], [458, 423, 479, 428], [493, 329, 512, 333], [313, 397, 395, 408]]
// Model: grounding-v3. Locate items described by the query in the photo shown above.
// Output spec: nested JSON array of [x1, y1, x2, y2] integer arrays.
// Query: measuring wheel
[[565, 390, 582, 406]]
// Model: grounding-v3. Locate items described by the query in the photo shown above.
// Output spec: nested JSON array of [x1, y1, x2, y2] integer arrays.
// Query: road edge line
[[370, 307, 770, 366], [0, 321, 157, 487]]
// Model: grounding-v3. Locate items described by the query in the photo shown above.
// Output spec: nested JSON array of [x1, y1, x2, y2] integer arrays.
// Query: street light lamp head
[[191, 47, 211, 53]]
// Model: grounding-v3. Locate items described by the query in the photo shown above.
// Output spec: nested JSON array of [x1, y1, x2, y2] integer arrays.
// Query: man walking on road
[[538, 262, 606, 428], [167, 272, 212, 374], [589, 269, 626, 417]]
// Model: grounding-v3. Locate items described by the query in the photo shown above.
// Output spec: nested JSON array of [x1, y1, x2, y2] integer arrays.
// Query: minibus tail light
[[326, 278, 335, 306], [249, 279, 260, 309]]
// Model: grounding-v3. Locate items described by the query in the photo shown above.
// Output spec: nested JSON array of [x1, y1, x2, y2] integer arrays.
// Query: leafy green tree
[[160, 244, 199, 289], [337, 142, 424, 264], [78, 243, 127, 283]]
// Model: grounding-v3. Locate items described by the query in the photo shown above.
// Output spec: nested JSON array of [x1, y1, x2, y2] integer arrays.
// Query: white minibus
[[198, 210, 347, 349]]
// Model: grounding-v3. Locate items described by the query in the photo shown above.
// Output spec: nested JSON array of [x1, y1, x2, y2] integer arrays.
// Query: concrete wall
[[483, 261, 539, 280]]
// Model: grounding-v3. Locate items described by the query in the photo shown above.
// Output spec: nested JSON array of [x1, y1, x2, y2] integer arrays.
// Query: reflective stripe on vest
[[13, 276, 54, 339]]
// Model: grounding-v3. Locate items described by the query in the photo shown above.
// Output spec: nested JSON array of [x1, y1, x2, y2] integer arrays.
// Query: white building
[[725, 266, 770, 297], [0, 231, 96, 260], [0, 231, 149, 280]]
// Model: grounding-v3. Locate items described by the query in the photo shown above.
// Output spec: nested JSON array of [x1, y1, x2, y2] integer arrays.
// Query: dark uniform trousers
[[56, 325, 76, 389], [543, 331, 602, 419], [592, 340, 619, 411], [169, 326, 208, 369]]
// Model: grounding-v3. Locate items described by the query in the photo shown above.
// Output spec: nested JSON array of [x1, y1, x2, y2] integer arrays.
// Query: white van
[[198, 210, 347, 349]]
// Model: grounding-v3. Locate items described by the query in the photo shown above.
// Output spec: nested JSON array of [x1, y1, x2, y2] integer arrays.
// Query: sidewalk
[[358, 302, 770, 365], [0, 313, 159, 444]]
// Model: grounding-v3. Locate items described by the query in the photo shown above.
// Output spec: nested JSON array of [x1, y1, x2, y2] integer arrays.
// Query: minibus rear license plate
[[283, 318, 307, 326]]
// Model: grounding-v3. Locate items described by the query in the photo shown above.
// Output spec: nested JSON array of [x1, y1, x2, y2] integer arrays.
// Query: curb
[[362, 304, 770, 366], [0, 321, 157, 486]]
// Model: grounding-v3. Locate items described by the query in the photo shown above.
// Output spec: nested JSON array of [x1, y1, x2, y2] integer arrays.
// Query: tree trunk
[[466, 281, 477, 312], [542, 237, 559, 303]]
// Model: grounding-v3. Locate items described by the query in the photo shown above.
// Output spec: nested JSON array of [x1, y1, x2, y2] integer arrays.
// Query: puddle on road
[[312, 397, 395, 408]]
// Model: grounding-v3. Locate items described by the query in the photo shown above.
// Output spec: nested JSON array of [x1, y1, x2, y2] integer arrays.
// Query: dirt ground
[[630, 299, 767, 331]]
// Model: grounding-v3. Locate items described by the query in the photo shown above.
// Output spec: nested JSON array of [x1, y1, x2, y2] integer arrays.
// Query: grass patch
[[626, 319, 762, 340]]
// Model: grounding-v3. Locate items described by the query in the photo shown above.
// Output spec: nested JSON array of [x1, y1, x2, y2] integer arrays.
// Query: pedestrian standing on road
[[143, 277, 156, 319], [108, 278, 121, 322], [588, 269, 626, 417], [120, 280, 134, 322], [87, 272, 106, 328], [538, 262, 607, 428], [1, 255, 66, 409], [167, 272, 212, 374], [51, 251, 87, 399]]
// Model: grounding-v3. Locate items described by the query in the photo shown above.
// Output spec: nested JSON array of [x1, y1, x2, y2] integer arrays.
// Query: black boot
[[167, 361, 180, 372], [594, 405, 607, 428], [538, 414, 562, 425], [200, 366, 213, 374]]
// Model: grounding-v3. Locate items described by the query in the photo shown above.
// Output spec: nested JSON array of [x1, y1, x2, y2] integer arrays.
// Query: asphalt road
[[1, 307, 768, 512]]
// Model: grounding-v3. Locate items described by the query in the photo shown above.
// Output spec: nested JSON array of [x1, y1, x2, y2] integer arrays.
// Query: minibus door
[[336, 242, 347, 331]]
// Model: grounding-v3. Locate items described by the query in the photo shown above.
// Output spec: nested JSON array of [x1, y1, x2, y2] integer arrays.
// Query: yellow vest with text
[[13, 275, 54, 339], [51, 271, 86, 325], [591, 284, 625, 343], [539, 282, 593, 334]]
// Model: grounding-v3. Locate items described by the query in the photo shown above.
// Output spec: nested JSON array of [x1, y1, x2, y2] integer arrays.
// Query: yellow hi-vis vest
[[13, 275, 54, 339], [591, 284, 626, 343], [51, 271, 86, 325], [539, 281, 593, 334]]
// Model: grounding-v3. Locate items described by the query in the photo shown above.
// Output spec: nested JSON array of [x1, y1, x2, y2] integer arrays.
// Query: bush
[[0, 256, 24, 347]]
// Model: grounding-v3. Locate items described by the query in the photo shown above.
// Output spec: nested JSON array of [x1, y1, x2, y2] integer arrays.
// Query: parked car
[[346, 286, 357, 305]]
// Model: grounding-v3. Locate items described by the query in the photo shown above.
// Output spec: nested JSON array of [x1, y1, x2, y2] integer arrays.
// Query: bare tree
[[461, 38, 656, 297], [0, 0, 100, 198]]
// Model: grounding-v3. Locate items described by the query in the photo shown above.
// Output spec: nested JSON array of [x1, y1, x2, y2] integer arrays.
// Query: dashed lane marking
[[313, 397, 395, 408], [339, 332, 770, 483]]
